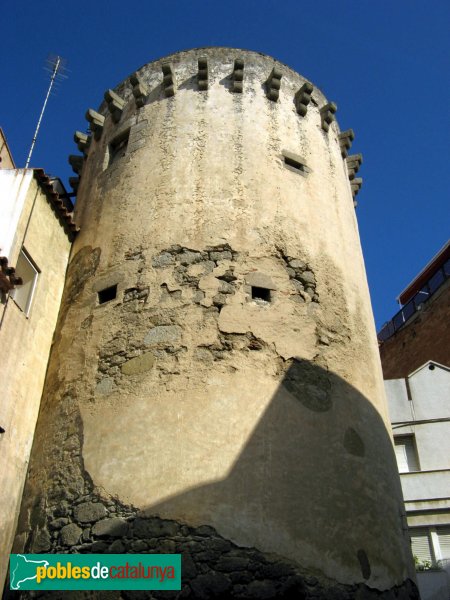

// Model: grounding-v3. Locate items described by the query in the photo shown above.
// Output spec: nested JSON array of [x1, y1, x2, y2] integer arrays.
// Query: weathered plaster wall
[[15, 48, 416, 597], [0, 173, 72, 588]]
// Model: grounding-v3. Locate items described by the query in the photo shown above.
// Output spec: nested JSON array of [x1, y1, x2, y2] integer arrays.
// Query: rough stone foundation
[[10, 486, 418, 600]]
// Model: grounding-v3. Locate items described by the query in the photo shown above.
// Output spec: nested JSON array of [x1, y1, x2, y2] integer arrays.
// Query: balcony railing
[[378, 257, 450, 343]]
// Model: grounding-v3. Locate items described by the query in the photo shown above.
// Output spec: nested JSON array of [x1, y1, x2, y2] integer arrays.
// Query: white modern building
[[385, 361, 450, 598]]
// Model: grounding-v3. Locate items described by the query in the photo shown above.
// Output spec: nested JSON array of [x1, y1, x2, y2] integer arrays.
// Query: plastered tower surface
[[14, 48, 418, 598]]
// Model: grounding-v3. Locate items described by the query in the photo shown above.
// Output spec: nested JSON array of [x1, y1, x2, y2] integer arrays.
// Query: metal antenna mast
[[25, 55, 67, 168]]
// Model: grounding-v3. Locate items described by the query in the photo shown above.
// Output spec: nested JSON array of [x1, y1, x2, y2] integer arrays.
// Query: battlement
[[69, 48, 363, 203]]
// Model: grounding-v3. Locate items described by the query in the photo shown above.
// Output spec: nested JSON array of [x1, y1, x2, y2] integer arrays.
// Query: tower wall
[[15, 48, 417, 597]]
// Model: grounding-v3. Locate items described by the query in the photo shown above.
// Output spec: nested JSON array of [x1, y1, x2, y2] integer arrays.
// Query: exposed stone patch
[[276, 248, 319, 304], [144, 325, 182, 346], [123, 286, 149, 304], [121, 352, 155, 375]]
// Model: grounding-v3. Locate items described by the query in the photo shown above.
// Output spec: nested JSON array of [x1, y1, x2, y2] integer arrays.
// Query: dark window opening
[[283, 155, 306, 173], [98, 285, 117, 304], [109, 131, 130, 165], [252, 286, 271, 302]]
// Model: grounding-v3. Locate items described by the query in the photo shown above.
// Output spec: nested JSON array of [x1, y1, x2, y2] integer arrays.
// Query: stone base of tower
[[9, 490, 419, 600]]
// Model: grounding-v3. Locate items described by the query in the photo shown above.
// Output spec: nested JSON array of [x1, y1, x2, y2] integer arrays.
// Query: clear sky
[[1, 1, 449, 330]]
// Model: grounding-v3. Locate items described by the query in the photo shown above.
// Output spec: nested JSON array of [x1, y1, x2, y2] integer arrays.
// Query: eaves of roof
[[33, 168, 80, 241]]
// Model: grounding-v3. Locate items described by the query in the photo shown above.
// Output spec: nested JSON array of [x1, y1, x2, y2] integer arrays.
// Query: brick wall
[[380, 280, 450, 379]]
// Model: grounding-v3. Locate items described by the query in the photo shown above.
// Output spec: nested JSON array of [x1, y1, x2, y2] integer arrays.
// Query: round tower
[[16, 48, 417, 598]]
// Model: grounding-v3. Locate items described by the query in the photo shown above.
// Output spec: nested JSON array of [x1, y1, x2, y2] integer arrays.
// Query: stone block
[[121, 352, 155, 375], [74, 501, 107, 523], [210, 251, 232, 262], [215, 556, 249, 571], [132, 517, 179, 538], [95, 377, 117, 396], [190, 572, 231, 600], [60, 523, 82, 546], [92, 517, 128, 538], [144, 325, 182, 346], [179, 250, 202, 265]]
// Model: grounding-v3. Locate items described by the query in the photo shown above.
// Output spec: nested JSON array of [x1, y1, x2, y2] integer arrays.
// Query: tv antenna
[[25, 55, 68, 168]]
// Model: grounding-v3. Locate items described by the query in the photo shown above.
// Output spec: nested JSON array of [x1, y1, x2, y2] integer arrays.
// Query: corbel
[[130, 72, 148, 108], [68, 155, 84, 175], [232, 58, 244, 93], [294, 82, 314, 117], [346, 154, 363, 180], [320, 102, 337, 132], [104, 89, 126, 123], [198, 57, 208, 91], [161, 63, 175, 97], [74, 131, 91, 156], [85, 109, 105, 140], [351, 177, 363, 201], [265, 66, 283, 102], [338, 129, 355, 158], [69, 177, 80, 193]]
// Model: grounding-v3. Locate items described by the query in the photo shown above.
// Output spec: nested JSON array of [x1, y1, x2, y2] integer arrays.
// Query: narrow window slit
[[283, 155, 306, 172], [98, 285, 117, 304]]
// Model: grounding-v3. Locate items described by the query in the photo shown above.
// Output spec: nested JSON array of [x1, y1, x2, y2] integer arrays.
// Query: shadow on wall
[[7, 360, 418, 600]]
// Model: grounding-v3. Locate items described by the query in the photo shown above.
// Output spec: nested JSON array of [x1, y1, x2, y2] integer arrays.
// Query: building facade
[[381, 241, 450, 599], [0, 167, 77, 588], [3, 48, 418, 598]]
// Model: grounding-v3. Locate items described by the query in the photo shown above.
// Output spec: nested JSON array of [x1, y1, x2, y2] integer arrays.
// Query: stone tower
[[14, 48, 417, 598]]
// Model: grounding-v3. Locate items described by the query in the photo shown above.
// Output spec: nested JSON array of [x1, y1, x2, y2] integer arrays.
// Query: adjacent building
[[0, 165, 78, 588], [380, 241, 450, 599]]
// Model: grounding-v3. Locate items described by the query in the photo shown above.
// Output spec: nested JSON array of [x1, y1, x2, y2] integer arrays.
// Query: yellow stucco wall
[[0, 172, 72, 587]]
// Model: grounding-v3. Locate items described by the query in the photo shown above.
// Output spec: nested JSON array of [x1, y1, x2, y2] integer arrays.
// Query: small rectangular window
[[98, 285, 117, 304], [283, 155, 306, 173], [252, 286, 271, 302], [394, 435, 419, 473], [109, 130, 130, 166], [11, 249, 39, 316]]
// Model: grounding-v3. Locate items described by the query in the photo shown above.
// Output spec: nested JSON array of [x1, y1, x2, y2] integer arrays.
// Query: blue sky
[[1, 1, 449, 329]]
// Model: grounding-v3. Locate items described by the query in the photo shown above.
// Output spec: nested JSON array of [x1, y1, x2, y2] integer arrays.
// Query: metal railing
[[378, 257, 450, 343]]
